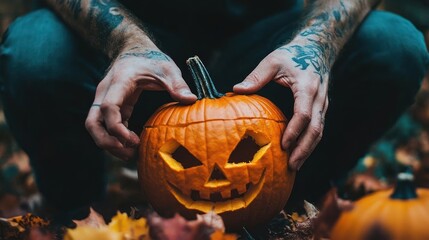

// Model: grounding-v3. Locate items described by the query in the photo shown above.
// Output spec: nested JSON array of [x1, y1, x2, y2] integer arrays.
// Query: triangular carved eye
[[228, 134, 261, 164], [172, 145, 203, 169]]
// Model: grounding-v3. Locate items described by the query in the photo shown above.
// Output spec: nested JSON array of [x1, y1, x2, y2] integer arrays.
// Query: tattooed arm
[[44, 0, 197, 160], [234, 0, 381, 170]]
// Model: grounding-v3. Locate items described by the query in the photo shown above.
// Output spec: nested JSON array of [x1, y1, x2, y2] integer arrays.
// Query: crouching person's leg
[[289, 10, 429, 207], [0, 9, 110, 222]]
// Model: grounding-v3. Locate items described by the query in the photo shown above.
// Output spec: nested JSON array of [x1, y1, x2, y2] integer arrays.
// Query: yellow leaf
[[108, 212, 149, 239], [64, 226, 122, 240], [66, 209, 149, 240]]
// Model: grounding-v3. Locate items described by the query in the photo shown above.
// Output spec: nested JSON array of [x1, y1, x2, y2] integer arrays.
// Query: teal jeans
[[0, 7, 428, 222]]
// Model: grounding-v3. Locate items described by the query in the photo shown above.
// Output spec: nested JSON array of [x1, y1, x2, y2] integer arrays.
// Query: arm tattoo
[[119, 50, 171, 61], [88, 0, 124, 48], [282, 0, 378, 83], [48, 0, 148, 58]]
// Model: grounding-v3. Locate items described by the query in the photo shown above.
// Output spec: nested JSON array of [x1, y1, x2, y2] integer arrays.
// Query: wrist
[[108, 24, 158, 59]]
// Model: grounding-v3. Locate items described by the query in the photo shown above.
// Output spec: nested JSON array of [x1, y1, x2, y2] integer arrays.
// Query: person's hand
[[85, 48, 197, 160], [233, 41, 329, 171]]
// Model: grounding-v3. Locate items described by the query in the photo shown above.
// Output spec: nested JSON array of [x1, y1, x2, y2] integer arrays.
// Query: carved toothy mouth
[[167, 169, 266, 213]]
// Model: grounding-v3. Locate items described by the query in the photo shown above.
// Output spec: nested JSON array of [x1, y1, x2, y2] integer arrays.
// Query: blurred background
[[0, 0, 428, 220]]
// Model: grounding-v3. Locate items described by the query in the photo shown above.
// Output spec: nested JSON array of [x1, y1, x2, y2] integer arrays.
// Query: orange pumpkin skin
[[138, 92, 295, 229], [331, 177, 429, 240]]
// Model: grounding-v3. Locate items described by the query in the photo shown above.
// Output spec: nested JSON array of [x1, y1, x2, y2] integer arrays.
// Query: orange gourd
[[331, 173, 429, 240], [138, 56, 295, 229]]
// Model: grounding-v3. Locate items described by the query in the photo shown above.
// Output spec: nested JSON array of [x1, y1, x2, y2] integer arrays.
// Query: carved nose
[[209, 163, 227, 181]]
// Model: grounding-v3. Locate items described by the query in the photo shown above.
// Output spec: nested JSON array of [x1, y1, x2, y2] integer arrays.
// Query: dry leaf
[[73, 207, 106, 228], [109, 212, 148, 239], [313, 188, 354, 239], [197, 211, 225, 232], [64, 226, 122, 240], [148, 212, 232, 240], [343, 173, 389, 200], [27, 228, 56, 240], [7, 214, 50, 232], [65, 209, 149, 240], [148, 213, 212, 240], [0, 214, 52, 240]]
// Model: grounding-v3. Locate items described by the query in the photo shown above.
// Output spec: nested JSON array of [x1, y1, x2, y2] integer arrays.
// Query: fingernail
[[181, 89, 194, 96], [235, 82, 250, 88], [125, 131, 140, 148], [282, 140, 291, 151], [297, 160, 304, 171]]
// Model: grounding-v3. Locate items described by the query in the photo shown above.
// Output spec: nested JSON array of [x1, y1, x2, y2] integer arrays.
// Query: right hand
[[85, 48, 197, 160]]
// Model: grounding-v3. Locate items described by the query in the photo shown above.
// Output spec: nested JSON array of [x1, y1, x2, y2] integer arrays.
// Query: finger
[[109, 147, 137, 161], [288, 93, 328, 171], [85, 106, 125, 150], [159, 69, 197, 104], [233, 57, 279, 94], [101, 83, 140, 147], [281, 84, 318, 151]]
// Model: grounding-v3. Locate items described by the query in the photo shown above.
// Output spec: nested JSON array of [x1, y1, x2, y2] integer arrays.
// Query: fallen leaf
[[73, 207, 106, 229], [313, 188, 354, 239], [342, 173, 389, 200], [197, 211, 225, 232], [0, 214, 52, 240], [27, 227, 56, 240], [65, 209, 149, 240], [64, 226, 122, 240], [109, 211, 148, 239], [148, 213, 212, 240], [148, 212, 233, 240]]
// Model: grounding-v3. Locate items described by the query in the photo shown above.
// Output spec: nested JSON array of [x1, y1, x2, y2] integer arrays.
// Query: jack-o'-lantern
[[138, 56, 295, 229], [331, 173, 429, 240]]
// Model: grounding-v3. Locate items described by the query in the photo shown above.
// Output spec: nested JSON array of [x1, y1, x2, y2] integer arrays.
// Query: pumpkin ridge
[[144, 118, 287, 128]]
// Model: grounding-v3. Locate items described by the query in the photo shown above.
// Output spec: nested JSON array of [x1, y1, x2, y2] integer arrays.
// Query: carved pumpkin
[[138, 56, 295, 229], [331, 173, 429, 240]]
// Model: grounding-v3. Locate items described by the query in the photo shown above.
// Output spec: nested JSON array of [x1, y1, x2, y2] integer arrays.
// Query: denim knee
[[0, 8, 107, 103], [350, 11, 429, 100]]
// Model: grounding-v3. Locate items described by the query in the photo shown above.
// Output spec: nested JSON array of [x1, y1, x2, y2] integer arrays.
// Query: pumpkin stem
[[186, 56, 223, 99], [390, 172, 418, 200]]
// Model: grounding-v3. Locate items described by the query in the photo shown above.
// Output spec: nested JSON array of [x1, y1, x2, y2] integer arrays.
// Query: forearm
[[44, 0, 156, 58], [286, 0, 381, 82]]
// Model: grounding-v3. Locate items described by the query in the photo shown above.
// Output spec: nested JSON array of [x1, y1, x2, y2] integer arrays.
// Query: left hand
[[233, 42, 329, 171]]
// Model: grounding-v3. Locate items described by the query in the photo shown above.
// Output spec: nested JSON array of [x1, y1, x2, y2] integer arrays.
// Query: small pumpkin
[[331, 173, 429, 240], [138, 56, 295, 229]]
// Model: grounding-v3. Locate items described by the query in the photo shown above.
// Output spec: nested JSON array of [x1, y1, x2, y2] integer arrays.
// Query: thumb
[[233, 58, 277, 94]]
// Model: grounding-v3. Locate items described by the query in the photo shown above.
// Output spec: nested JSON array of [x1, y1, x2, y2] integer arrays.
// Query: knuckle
[[286, 128, 300, 139], [296, 111, 312, 122], [305, 83, 318, 94], [106, 124, 122, 136], [311, 125, 323, 137], [100, 102, 113, 113], [85, 119, 94, 131], [264, 54, 283, 68], [297, 147, 311, 159]]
